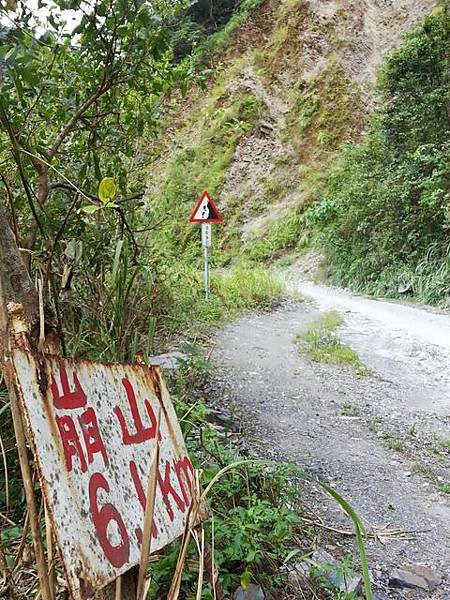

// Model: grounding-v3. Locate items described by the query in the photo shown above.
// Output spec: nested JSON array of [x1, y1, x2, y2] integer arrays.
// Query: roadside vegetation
[[2, 0, 443, 597], [296, 311, 368, 375], [307, 7, 450, 305]]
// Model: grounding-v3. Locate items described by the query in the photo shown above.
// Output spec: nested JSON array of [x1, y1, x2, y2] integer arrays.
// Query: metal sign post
[[190, 191, 223, 302], [201, 223, 211, 301]]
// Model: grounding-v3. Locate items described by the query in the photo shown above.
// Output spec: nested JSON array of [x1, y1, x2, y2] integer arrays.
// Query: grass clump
[[218, 265, 284, 312], [382, 433, 406, 453], [435, 436, 450, 452], [157, 263, 284, 336], [245, 210, 303, 262], [296, 311, 368, 374], [341, 403, 360, 417], [439, 483, 450, 495]]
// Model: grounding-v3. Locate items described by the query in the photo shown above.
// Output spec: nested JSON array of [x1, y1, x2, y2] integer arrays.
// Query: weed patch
[[382, 433, 406, 453], [156, 264, 284, 338], [341, 403, 360, 417], [296, 311, 368, 374]]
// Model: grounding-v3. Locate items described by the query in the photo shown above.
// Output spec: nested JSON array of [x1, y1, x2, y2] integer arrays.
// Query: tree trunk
[[0, 202, 38, 355]]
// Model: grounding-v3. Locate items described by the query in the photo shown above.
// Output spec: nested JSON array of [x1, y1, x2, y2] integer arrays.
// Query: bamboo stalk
[[6, 373, 52, 600], [167, 470, 202, 600], [44, 504, 55, 600], [136, 411, 161, 600], [115, 575, 122, 600], [0, 430, 9, 508], [192, 525, 205, 600], [211, 517, 216, 600]]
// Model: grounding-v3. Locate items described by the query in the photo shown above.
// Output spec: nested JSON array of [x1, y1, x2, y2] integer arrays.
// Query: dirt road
[[211, 281, 450, 598]]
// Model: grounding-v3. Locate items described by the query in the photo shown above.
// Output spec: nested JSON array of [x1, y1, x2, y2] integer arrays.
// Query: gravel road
[[210, 282, 450, 598]]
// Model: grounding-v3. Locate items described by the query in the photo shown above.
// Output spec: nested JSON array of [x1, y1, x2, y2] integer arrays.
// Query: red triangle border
[[190, 191, 223, 223]]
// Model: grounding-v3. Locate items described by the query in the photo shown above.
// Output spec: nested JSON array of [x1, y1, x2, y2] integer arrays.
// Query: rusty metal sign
[[11, 349, 203, 599]]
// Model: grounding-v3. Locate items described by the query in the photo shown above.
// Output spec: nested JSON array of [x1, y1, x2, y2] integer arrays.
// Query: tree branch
[[0, 173, 19, 243], [48, 78, 116, 161]]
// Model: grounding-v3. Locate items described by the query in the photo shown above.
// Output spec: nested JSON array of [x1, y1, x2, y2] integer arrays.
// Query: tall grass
[[68, 240, 157, 361], [319, 481, 373, 600]]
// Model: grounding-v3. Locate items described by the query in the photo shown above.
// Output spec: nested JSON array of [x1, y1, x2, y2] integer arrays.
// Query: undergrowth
[[244, 210, 304, 262], [155, 262, 284, 337]]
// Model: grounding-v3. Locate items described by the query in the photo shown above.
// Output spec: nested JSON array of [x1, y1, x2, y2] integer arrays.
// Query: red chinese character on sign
[[129, 460, 158, 542], [56, 415, 87, 473], [114, 378, 161, 445], [79, 407, 108, 468], [174, 457, 194, 506], [89, 473, 130, 568], [51, 365, 87, 409], [57, 409, 108, 473]]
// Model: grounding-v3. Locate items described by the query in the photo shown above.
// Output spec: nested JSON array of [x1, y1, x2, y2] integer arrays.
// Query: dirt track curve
[[210, 278, 450, 599]]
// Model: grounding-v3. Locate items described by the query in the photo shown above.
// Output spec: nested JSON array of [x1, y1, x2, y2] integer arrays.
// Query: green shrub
[[308, 8, 450, 305]]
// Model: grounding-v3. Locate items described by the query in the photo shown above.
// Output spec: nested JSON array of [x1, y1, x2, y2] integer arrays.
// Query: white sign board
[[12, 350, 204, 599], [201, 223, 212, 248]]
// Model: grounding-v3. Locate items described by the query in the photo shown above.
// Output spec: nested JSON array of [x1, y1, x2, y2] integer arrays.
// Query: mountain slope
[[145, 0, 438, 266]]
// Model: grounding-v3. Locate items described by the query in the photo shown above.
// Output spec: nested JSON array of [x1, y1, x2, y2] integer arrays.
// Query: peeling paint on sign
[[11, 349, 205, 599]]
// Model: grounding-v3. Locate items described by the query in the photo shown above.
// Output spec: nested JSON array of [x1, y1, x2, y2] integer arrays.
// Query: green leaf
[[319, 481, 373, 600], [240, 570, 251, 590], [98, 177, 117, 204], [245, 548, 256, 563], [81, 205, 100, 214]]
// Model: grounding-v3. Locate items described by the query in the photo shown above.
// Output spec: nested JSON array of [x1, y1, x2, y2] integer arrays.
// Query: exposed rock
[[259, 121, 275, 135], [389, 568, 429, 590], [150, 351, 187, 370], [389, 565, 443, 591], [233, 583, 265, 600], [289, 549, 362, 595], [408, 565, 443, 590]]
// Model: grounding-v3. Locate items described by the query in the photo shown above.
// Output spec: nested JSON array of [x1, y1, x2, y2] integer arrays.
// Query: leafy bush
[[308, 8, 450, 305]]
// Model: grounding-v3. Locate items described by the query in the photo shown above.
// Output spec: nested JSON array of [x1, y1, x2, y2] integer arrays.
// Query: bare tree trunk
[[0, 202, 38, 353], [0, 204, 52, 600]]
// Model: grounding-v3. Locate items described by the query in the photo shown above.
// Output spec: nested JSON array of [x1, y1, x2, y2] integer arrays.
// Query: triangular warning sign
[[190, 191, 223, 223]]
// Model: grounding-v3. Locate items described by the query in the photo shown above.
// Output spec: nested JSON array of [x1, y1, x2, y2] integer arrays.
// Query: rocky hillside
[[145, 0, 437, 266]]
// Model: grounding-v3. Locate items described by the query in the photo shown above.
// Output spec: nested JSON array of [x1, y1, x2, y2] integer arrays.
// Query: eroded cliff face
[[146, 0, 437, 257]]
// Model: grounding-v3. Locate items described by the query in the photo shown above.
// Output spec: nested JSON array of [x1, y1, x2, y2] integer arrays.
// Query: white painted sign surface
[[201, 223, 212, 248], [12, 350, 202, 599]]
